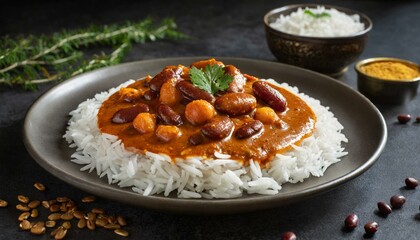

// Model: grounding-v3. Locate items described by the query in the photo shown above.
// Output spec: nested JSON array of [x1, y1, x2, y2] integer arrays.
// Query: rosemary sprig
[[0, 18, 187, 90]]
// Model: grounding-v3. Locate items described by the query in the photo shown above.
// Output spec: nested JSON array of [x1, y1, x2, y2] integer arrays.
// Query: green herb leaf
[[304, 10, 331, 18], [190, 65, 233, 95]]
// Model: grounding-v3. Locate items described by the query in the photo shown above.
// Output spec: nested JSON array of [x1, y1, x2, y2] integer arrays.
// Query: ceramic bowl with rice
[[264, 4, 372, 76]]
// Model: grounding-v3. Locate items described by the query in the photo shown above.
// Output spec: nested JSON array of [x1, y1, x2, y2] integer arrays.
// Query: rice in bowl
[[63, 78, 347, 199]]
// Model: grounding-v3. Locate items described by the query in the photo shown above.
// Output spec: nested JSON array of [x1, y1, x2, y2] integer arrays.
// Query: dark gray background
[[1, 0, 420, 239]]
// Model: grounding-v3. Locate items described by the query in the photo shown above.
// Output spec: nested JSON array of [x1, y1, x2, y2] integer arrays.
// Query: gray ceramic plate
[[23, 57, 387, 214]]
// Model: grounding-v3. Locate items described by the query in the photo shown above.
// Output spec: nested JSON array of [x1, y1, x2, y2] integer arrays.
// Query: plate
[[23, 57, 387, 214]]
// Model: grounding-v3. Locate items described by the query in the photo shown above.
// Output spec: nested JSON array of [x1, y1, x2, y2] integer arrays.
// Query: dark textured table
[[1, 1, 420, 239]]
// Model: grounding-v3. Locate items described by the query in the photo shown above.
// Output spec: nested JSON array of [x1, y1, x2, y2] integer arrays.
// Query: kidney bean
[[364, 221, 379, 235], [157, 104, 183, 126], [149, 66, 183, 92], [189, 132, 205, 146], [176, 81, 215, 104], [214, 93, 257, 116], [252, 81, 287, 112], [111, 104, 149, 123], [201, 116, 234, 140], [143, 90, 158, 101], [281, 231, 297, 240], [344, 213, 359, 230], [235, 120, 263, 139], [405, 177, 419, 189], [416, 116, 420, 123], [224, 65, 246, 93], [390, 195, 406, 209], [397, 114, 411, 124], [377, 202, 392, 215]]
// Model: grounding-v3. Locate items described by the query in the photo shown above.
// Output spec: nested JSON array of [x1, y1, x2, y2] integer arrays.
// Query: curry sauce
[[97, 59, 316, 165]]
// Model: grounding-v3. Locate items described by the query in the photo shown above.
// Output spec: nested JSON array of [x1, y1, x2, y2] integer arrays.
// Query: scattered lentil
[[114, 229, 129, 237], [56, 197, 70, 203], [31, 208, 39, 218], [117, 215, 127, 226], [87, 219, 96, 230], [0, 199, 8, 207], [48, 213, 62, 221], [33, 182, 46, 191], [28, 200, 41, 209], [16, 204, 31, 211], [46, 220, 57, 228], [19, 220, 32, 230], [62, 221, 72, 230], [60, 212, 74, 221], [17, 195, 29, 204], [81, 195, 96, 203], [91, 207, 105, 214], [77, 218, 86, 229], [18, 212, 30, 221], [30, 221, 46, 235], [95, 218, 108, 227], [54, 226, 67, 240], [104, 223, 121, 230], [49, 204, 60, 212]]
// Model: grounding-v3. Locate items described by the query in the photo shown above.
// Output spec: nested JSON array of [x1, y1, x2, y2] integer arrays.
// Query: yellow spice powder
[[360, 61, 420, 80]]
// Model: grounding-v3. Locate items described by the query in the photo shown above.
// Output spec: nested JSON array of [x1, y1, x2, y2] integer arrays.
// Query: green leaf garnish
[[190, 64, 233, 94], [304, 9, 331, 18]]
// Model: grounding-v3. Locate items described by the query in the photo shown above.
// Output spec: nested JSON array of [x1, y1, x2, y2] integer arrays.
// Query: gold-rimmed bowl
[[264, 4, 372, 77], [355, 57, 420, 104]]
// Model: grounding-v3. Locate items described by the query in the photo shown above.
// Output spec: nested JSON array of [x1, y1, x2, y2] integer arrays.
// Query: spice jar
[[355, 57, 420, 104]]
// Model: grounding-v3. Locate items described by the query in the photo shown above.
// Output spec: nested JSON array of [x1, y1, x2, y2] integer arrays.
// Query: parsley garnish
[[304, 9, 331, 18], [190, 65, 233, 94]]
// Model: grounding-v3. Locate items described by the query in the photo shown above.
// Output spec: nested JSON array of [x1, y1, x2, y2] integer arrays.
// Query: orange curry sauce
[[97, 60, 316, 165]]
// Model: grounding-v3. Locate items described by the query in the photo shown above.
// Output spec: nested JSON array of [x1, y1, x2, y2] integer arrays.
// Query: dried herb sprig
[[0, 18, 187, 90]]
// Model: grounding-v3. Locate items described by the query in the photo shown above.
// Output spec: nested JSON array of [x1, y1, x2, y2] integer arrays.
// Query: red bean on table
[[405, 177, 419, 189], [281, 231, 297, 240], [344, 213, 359, 230], [390, 195, 406, 209], [364, 221, 379, 235], [397, 114, 411, 124], [377, 201, 392, 215]]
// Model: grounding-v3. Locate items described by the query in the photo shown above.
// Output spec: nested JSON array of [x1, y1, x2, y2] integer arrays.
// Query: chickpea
[[133, 113, 156, 134], [155, 125, 181, 142], [119, 87, 143, 102], [254, 107, 279, 125], [185, 100, 216, 125], [190, 58, 224, 69], [159, 79, 182, 105]]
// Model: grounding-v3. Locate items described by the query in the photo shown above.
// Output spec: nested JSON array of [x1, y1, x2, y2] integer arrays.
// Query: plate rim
[[23, 57, 388, 214]]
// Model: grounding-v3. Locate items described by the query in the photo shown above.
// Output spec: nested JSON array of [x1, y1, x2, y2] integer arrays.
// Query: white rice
[[63, 79, 348, 199], [270, 6, 364, 37]]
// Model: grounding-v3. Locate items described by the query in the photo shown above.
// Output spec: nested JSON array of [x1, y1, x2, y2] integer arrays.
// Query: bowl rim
[[355, 57, 420, 83], [264, 4, 373, 40]]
